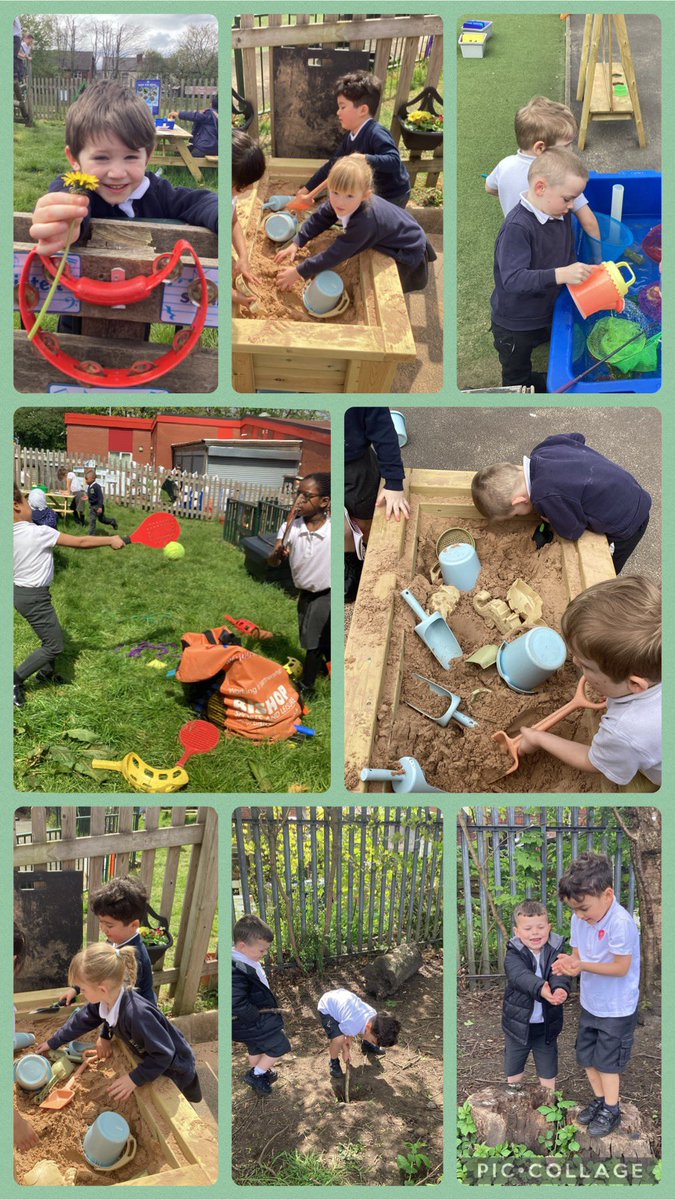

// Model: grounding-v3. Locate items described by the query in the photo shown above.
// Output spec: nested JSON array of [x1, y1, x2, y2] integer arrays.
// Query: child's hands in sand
[[30, 191, 91, 255], [375, 488, 411, 522], [274, 243, 298, 266], [14, 1110, 40, 1150], [108, 1072, 137, 1101], [35, 1041, 50, 1055], [96, 1036, 114, 1060], [517, 727, 542, 755], [276, 265, 301, 291]]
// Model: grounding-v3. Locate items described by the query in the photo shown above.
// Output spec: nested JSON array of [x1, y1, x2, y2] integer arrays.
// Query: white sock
[[253, 1066, 267, 1075]]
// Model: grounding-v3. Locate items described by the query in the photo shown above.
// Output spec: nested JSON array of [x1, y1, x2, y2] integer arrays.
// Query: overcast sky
[[48, 12, 217, 56]]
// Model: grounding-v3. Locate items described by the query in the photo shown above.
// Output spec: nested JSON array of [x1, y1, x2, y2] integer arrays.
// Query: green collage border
[[2, 2, 671, 1197]]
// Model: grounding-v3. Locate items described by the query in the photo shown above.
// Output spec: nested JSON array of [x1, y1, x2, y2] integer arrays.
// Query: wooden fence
[[15, 443, 295, 523], [233, 806, 443, 966], [24, 75, 217, 121], [14, 806, 218, 1016], [457, 807, 637, 985], [232, 13, 444, 185]]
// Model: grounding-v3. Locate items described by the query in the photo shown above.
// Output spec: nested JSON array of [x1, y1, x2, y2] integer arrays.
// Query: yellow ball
[[163, 541, 185, 560]]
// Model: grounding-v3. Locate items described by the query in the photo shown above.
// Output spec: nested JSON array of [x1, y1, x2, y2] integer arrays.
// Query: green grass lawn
[[457, 14, 567, 388], [14, 506, 330, 794], [13, 120, 218, 348]]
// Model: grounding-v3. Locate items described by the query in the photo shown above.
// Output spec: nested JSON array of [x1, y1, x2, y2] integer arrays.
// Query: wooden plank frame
[[14, 991, 218, 1187], [233, 158, 416, 394], [345, 468, 618, 793]]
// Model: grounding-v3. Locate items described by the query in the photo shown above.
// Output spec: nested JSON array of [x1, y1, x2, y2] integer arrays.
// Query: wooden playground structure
[[13, 215, 218, 394]]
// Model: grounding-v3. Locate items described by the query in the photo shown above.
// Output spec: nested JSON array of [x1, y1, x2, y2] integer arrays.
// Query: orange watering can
[[568, 261, 636, 319]]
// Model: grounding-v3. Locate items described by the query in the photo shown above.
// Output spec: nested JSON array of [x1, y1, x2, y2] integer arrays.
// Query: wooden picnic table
[[21, 489, 73, 519], [152, 123, 212, 183]]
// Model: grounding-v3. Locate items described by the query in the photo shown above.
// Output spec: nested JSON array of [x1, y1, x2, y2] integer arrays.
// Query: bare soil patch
[[232, 950, 443, 1186], [351, 511, 611, 794], [14, 1011, 189, 1185]]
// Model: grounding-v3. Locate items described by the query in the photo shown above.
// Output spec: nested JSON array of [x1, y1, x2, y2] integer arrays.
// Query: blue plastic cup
[[265, 212, 298, 243], [303, 270, 344, 315], [390, 409, 408, 447], [14, 1053, 52, 1091], [13, 1032, 36, 1052], [438, 543, 481, 591], [496, 627, 567, 694], [579, 212, 633, 264], [83, 1112, 131, 1169]]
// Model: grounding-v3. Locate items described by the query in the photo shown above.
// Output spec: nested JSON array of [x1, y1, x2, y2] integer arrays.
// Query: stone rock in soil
[[363, 942, 423, 998], [467, 1085, 656, 1159]]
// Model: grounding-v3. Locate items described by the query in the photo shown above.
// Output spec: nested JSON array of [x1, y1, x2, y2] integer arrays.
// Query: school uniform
[[303, 117, 411, 204], [317, 988, 376, 1041], [486, 150, 592, 219], [294, 196, 433, 293], [589, 686, 662, 786], [46, 987, 201, 1098], [74, 932, 158, 1013], [344, 408, 405, 517], [13, 520, 65, 682], [572, 900, 640, 1074], [177, 108, 218, 157], [502, 933, 571, 1079], [278, 515, 331, 689], [86, 480, 117, 534], [232, 951, 291, 1058]]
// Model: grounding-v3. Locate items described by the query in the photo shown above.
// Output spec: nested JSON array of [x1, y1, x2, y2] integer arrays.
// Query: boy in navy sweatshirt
[[491, 147, 592, 391], [30, 78, 216, 269], [276, 155, 432, 294], [344, 407, 410, 601], [169, 94, 218, 158], [232, 914, 291, 1096], [293, 70, 410, 208], [84, 469, 118, 534], [471, 433, 651, 573]]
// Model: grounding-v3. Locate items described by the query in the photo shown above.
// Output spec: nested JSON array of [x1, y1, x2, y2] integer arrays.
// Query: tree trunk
[[613, 807, 661, 1008], [363, 942, 423, 998]]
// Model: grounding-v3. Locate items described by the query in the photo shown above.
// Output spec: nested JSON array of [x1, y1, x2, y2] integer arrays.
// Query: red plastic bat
[[123, 512, 181, 548]]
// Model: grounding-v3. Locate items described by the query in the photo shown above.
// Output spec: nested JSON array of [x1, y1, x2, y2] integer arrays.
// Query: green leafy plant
[[401, 110, 443, 133], [537, 1091, 580, 1157], [397, 1140, 432, 1184]]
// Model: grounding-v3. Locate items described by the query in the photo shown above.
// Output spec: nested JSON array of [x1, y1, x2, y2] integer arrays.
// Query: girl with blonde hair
[[36, 942, 201, 1103], [275, 153, 435, 294]]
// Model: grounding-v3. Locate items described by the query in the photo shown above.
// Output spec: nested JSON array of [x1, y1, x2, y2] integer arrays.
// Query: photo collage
[[7, 7, 668, 1199]]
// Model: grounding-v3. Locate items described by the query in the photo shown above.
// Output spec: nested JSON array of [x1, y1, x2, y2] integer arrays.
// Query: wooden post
[[240, 14, 259, 139], [159, 807, 188, 925], [60, 807, 77, 870], [114, 806, 134, 878], [372, 39, 393, 112], [391, 36, 421, 146], [86, 807, 107, 943], [139, 807, 161, 897], [425, 32, 444, 91], [172, 808, 218, 1015], [168, 806, 208, 1000], [30, 809, 48, 872]]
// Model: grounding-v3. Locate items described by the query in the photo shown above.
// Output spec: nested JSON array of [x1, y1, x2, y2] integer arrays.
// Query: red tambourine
[[18, 238, 214, 388]]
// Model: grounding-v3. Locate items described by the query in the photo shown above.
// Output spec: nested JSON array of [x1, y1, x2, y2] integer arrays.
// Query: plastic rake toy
[[18, 239, 213, 387]]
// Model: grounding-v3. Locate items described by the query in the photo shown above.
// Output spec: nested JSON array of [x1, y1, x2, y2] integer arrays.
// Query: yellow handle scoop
[[91, 754, 189, 794]]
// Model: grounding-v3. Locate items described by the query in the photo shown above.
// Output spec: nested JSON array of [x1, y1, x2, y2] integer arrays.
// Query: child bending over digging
[[275, 155, 435, 295], [471, 431, 651, 574], [503, 900, 571, 1092], [486, 95, 601, 244], [36, 942, 202, 1103], [13, 482, 125, 707], [317, 987, 400, 1080], [60, 876, 158, 1016], [268, 473, 331, 697], [519, 576, 661, 787], [232, 915, 291, 1096], [232, 129, 266, 308]]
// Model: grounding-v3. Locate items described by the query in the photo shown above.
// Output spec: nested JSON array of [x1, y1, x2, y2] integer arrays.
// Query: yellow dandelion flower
[[62, 170, 100, 193]]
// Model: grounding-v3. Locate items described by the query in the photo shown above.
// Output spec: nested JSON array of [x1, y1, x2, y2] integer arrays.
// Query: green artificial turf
[[457, 14, 567, 388], [14, 505, 330, 794]]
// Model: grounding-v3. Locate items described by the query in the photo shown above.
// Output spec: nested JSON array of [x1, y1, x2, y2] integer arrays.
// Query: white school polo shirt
[[318, 988, 377, 1036], [589, 685, 662, 786], [14, 521, 60, 587], [276, 516, 331, 592], [571, 899, 640, 1017], [486, 151, 590, 218]]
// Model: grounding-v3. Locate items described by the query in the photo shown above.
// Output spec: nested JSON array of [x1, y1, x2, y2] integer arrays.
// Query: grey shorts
[[576, 1006, 639, 1073], [319, 1011, 343, 1041], [504, 1024, 558, 1078]]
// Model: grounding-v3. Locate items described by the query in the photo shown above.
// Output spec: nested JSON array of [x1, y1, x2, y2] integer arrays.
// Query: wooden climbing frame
[[576, 14, 646, 149]]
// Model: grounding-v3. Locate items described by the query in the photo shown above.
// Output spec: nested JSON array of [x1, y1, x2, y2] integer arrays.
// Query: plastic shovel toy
[[491, 676, 606, 778], [406, 673, 478, 729], [360, 756, 443, 794], [401, 588, 462, 669], [40, 1052, 96, 1111], [176, 719, 220, 767], [223, 613, 274, 639], [262, 195, 294, 211], [122, 512, 181, 549]]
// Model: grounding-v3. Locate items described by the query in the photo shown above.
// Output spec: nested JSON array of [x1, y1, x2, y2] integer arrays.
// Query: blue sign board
[[136, 78, 161, 115]]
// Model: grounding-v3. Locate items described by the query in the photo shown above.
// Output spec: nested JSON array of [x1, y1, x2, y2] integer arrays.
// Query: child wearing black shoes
[[232, 915, 291, 1096], [317, 987, 400, 1079]]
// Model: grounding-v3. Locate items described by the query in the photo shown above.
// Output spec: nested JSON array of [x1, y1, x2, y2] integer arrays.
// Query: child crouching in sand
[[36, 943, 201, 1103]]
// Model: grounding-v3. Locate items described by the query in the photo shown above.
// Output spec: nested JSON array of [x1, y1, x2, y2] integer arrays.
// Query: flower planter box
[[399, 125, 443, 152], [345, 468, 634, 795], [232, 157, 416, 393]]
